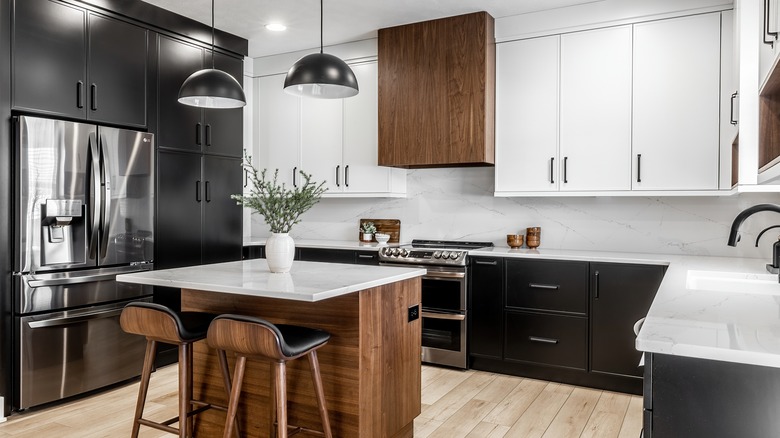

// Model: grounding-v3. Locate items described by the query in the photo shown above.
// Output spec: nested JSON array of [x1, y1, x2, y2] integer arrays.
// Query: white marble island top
[[117, 259, 426, 302]]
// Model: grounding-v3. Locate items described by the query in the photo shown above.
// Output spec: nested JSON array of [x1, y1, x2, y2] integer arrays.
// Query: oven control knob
[[433, 251, 442, 259], [442, 251, 450, 258], [392, 248, 401, 256], [449, 251, 460, 260], [400, 249, 409, 257]]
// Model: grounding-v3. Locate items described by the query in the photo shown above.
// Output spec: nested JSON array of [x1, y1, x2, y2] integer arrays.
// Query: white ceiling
[[141, 0, 602, 58]]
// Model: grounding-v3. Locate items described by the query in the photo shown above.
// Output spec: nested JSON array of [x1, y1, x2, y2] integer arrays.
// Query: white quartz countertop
[[117, 259, 426, 302]]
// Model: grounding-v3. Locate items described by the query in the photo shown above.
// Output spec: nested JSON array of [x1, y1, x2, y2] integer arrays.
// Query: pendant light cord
[[320, 0, 324, 54], [211, 0, 215, 68]]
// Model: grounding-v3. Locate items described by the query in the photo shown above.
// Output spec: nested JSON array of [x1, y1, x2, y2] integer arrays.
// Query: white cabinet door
[[760, 0, 780, 86], [633, 13, 721, 191], [300, 97, 343, 193], [255, 74, 300, 187], [560, 26, 632, 191], [495, 35, 559, 193], [343, 62, 391, 194]]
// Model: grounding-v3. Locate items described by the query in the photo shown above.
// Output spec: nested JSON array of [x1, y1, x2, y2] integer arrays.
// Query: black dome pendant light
[[284, 0, 359, 99], [178, 0, 246, 108]]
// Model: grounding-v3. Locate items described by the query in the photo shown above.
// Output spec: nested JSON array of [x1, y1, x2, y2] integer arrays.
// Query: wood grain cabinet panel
[[378, 11, 495, 168]]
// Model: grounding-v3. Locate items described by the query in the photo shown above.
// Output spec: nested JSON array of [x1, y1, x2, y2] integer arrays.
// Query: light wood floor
[[0, 364, 642, 437]]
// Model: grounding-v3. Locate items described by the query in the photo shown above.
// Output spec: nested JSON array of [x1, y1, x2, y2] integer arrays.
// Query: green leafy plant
[[361, 222, 377, 234], [232, 158, 326, 234]]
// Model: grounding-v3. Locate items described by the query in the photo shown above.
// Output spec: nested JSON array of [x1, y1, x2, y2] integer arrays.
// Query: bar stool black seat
[[207, 314, 333, 438], [120, 302, 235, 438]]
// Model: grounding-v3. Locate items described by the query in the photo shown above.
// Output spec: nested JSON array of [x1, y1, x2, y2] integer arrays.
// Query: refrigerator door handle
[[27, 272, 120, 288], [99, 134, 112, 260], [88, 133, 101, 261]]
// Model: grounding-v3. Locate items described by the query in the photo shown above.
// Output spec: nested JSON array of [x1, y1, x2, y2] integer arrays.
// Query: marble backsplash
[[246, 167, 780, 259]]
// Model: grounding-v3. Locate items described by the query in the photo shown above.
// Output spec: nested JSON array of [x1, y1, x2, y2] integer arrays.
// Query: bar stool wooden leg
[[178, 342, 190, 438], [132, 339, 157, 438], [308, 350, 333, 438], [274, 361, 288, 438], [224, 355, 247, 438]]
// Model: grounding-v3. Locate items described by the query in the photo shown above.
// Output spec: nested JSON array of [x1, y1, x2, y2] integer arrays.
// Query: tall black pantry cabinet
[[154, 34, 243, 361]]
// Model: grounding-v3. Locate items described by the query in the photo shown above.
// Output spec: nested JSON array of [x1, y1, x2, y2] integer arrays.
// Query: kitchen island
[[117, 259, 426, 438]]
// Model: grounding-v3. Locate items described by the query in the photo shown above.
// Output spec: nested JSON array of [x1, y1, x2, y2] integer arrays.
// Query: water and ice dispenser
[[40, 199, 86, 266]]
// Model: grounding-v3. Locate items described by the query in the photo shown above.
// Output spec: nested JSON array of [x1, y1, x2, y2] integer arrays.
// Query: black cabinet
[[242, 245, 265, 260], [469, 257, 503, 359], [13, 0, 147, 127], [505, 259, 589, 315], [156, 151, 242, 269], [158, 35, 243, 157], [355, 251, 380, 265], [298, 248, 356, 264], [590, 263, 664, 379], [504, 311, 587, 370]]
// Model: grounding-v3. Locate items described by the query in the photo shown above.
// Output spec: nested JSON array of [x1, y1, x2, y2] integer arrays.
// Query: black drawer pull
[[357, 254, 374, 259], [529, 283, 559, 290], [474, 260, 497, 266], [529, 336, 559, 345]]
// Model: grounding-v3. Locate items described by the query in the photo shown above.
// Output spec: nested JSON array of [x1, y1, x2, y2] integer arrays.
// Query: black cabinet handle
[[594, 270, 600, 299], [550, 157, 555, 184], [205, 181, 211, 202], [335, 165, 340, 187], [196, 123, 202, 145], [205, 124, 212, 146], [637, 154, 642, 183], [345, 165, 349, 187], [529, 283, 559, 290], [243, 169, 248, 188], [292, 167, 297, 188], [563, 157, 568, 184], [195, 180, 201, 202], [766, 0, 777, 46], [357, 254, 374, 259], [77, 81, 84, 109], [529, 336, 559, 345], [90, 84, 97, 111], [730, 92, 738, 125], [474, 260, 497, 266]]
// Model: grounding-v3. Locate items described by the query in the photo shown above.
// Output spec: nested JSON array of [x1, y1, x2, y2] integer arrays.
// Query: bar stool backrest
[[208, 315, 290, 361], [120, 302, 185, 344]]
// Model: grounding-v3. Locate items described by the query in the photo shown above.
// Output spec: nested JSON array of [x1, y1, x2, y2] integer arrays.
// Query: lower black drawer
[[504, 311, 587, 370]]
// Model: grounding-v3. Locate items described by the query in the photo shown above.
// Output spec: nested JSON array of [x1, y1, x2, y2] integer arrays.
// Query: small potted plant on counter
[[232, 158, 326, 273], [360, 222, 377, 242]]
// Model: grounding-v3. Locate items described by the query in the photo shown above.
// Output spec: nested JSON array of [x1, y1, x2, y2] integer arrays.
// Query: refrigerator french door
[[13, 115, 154, 410]]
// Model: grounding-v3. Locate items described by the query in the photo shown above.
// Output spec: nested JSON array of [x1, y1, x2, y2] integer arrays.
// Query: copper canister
[[526, 227, 541, 248]]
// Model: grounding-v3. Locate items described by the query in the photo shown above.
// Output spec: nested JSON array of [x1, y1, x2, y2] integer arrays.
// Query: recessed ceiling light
[[265, 23, 287, 32]]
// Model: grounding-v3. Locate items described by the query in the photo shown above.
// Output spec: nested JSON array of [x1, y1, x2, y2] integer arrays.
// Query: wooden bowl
[[507, 234, 524, 248]]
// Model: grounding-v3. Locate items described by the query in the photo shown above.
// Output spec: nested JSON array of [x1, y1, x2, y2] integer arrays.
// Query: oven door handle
[[27, 308, 123, 329], [421, 311, 466, 321], [423, 272, 466, 280]]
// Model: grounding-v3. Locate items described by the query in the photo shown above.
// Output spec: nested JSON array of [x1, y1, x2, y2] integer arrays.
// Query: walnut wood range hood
[[378, 12, 496, 168]]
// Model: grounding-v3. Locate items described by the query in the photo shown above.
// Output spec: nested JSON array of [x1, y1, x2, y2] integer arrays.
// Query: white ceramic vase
[[265, 233, 295, 273]]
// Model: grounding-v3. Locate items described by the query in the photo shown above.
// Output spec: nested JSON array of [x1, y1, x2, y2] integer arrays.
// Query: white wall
[[247, 167, 780, 258]]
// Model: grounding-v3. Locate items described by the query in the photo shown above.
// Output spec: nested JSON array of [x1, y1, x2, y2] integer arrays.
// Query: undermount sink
[[686, 270, 780, 295]]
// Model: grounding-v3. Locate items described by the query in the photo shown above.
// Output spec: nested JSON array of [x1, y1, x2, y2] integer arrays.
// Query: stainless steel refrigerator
[[12, 115, 154, 410]]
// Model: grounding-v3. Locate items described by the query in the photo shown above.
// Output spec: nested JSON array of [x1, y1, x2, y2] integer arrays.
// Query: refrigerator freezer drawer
[[15, 265, 153, 314], [16, 298, 150, 410]]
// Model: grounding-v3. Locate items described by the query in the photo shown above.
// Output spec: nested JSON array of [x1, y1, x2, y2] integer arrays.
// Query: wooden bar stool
[[207, 314, 333, 438], [120, 302, 236, 438]]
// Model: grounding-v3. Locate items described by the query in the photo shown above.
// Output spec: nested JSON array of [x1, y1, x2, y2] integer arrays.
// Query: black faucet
[[727, 204, 780, 246], [728, 204, 780, 278]]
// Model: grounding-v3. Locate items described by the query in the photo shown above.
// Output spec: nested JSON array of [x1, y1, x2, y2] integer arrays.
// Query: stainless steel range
[[379, 240, 493, 369]]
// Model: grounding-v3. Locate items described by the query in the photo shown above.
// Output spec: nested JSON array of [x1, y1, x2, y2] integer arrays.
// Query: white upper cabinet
[[255, 73, 300, 188], [254, 61, 405, 198], [342, 62, 406, 195], [759, 0, 780, 87], [632, 13, 721, 191], [301, 97, 343, 192], [560, 25, 632, 191], [495, 35, 560, 193]]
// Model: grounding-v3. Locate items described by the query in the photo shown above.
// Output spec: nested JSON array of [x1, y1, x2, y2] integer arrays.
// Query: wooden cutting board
[[359, 219, 400, 243]]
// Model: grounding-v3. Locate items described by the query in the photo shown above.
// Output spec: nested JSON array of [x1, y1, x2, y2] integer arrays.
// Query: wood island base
[[180, 276, 422, 437]]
